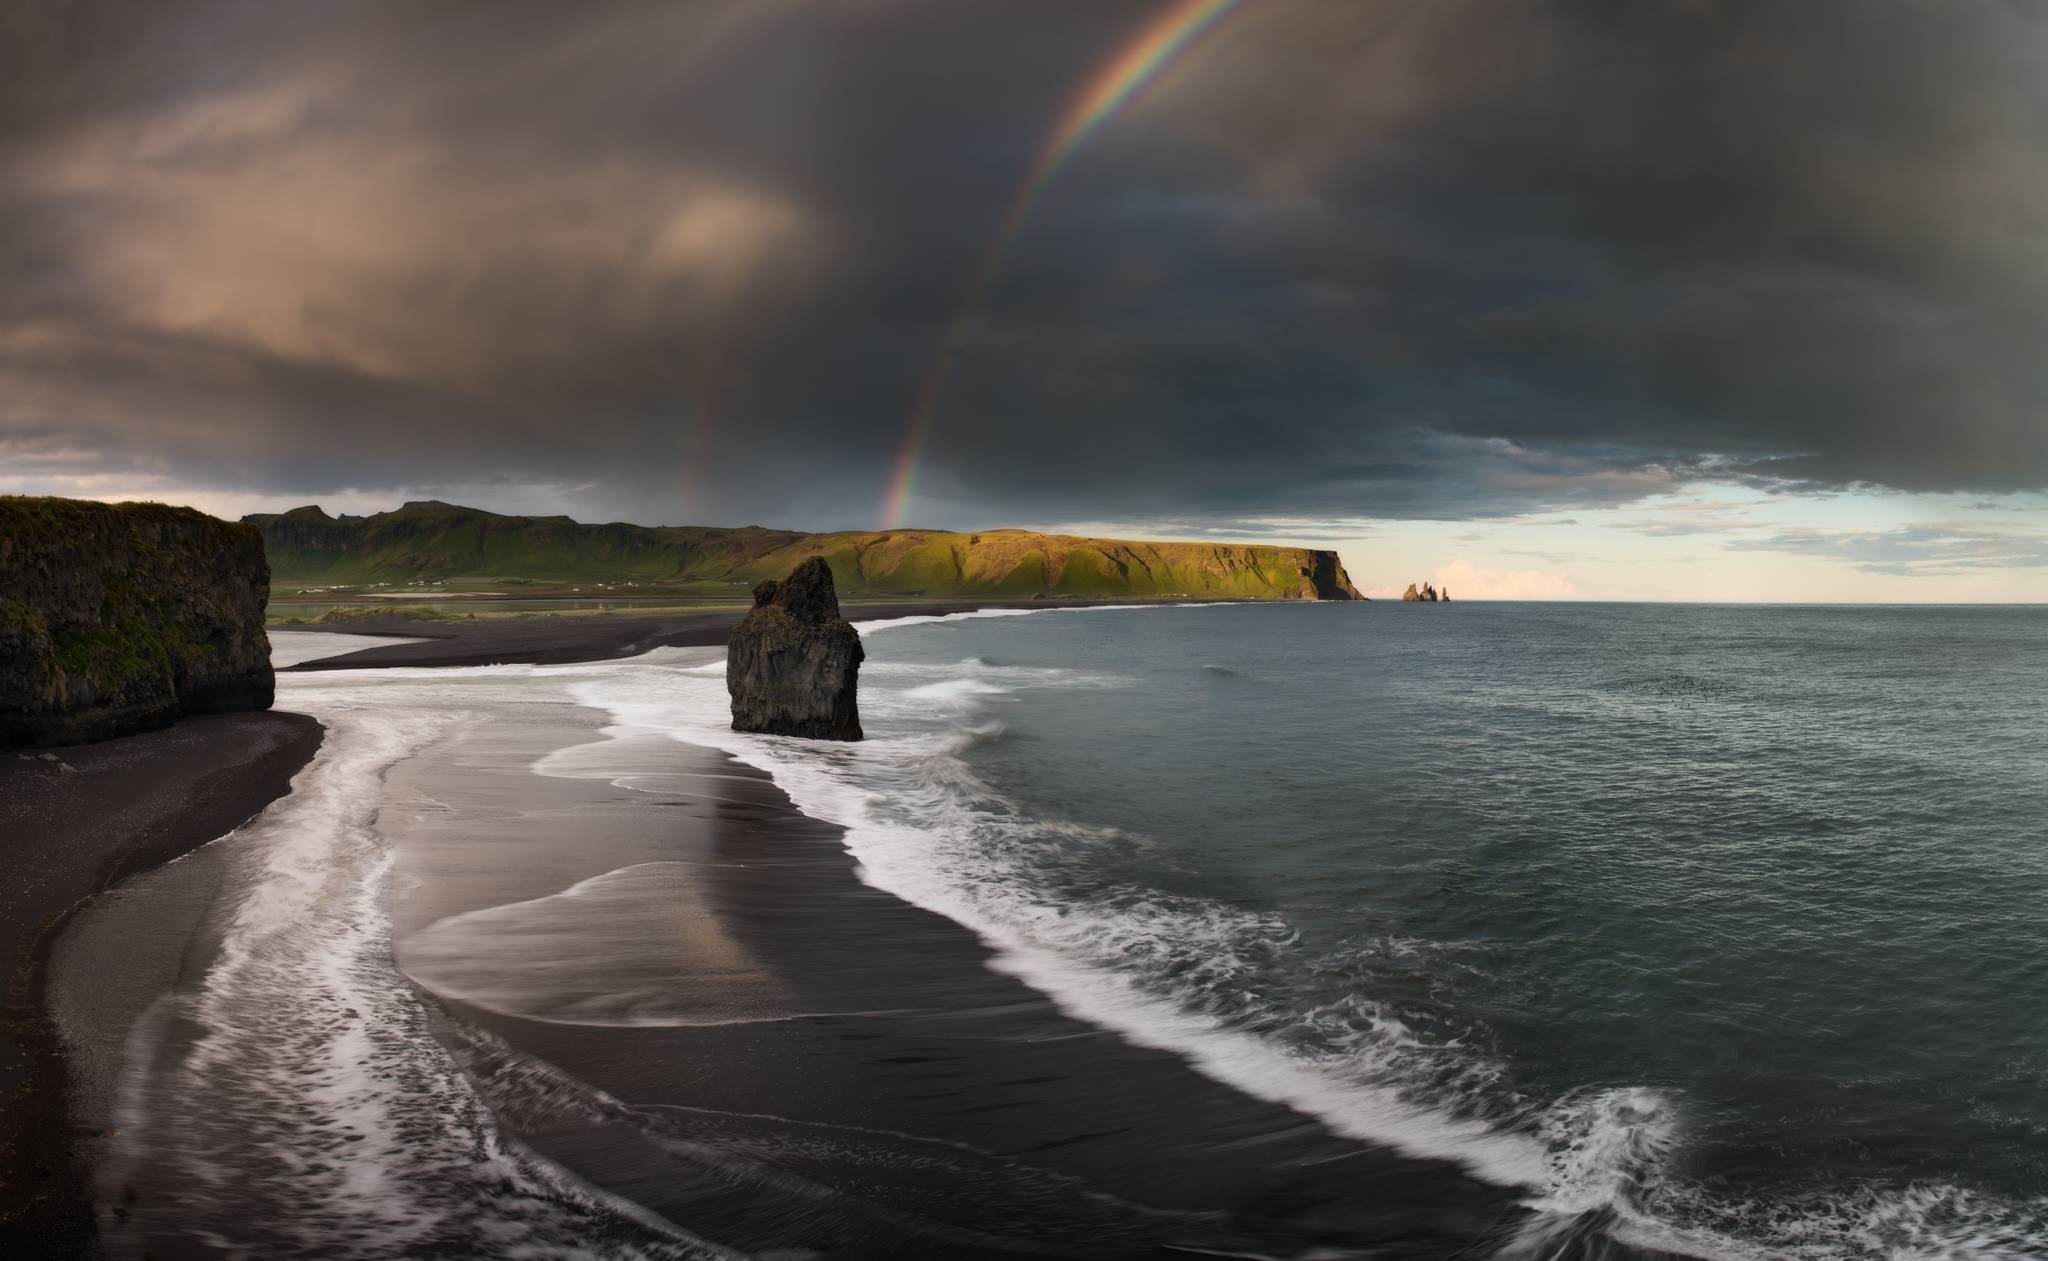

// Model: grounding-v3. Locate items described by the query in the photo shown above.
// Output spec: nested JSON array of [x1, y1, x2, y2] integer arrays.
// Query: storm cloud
[[6, 0, 2048, 529]]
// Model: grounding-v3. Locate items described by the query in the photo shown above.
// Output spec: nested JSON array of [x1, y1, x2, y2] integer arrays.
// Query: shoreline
[[381, 698, 1578, 1257], [27, 605, 1673, 1256], [370, 616, 1682, 1257], [273, 598, 1233, 671], [0, 711, 323, 1251]]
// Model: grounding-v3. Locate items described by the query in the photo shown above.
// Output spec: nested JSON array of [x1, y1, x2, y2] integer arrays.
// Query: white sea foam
[[267, 629, 431, 667], [852, 607, 1045, 634], [1537, 1087, 1682, 1214], [848, 600, 1241, 636], [900, 677, 1016, 706]]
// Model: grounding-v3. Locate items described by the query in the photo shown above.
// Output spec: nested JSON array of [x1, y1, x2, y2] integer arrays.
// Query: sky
[[4, 0, 2048, 601]]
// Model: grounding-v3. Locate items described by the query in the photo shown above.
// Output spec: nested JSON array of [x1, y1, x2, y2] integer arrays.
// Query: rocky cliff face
[[727, 558, 864, 741], [1303, 551, 1365, 600], [0, 498, 274, 748]]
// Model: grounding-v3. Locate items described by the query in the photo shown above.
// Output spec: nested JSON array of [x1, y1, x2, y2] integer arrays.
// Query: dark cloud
[[5, 1, 2048, 529]]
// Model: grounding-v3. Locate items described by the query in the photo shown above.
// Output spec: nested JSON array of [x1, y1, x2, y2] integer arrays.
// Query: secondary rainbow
[[879, 0, 1240, 529]]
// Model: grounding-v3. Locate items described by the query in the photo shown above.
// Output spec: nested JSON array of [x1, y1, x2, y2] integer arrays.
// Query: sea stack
[[1402, 582, 1441, 602], [0, 497, 275, 748], [727, 557, 864, 740]]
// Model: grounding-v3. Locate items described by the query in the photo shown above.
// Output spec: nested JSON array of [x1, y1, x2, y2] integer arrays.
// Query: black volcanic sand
[[276, 600, 1115, 671], [0, 712, 322, 1251], [380, 717, 1674, 1259]]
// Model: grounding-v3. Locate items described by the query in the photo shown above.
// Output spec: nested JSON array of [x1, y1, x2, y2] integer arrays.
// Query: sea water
[[89, 602, 2048, 1258], [571, 601, 2048, 1259]]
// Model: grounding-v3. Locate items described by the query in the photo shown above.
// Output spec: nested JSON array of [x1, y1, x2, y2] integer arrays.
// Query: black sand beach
[[277, 600, 1118, 671], [27, 614, 1671, 1258], [0, 712, 322, 1251]]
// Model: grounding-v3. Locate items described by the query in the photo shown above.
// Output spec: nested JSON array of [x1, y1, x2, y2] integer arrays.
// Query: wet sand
[[0, 713, 322, 1252]]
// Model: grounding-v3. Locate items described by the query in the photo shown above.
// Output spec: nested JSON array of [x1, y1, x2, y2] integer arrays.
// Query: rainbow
[[879, 0, 1240, 529]]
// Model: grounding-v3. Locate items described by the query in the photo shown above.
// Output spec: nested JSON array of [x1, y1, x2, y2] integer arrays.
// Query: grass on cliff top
[[1, 495, 261, 549], [251, 502, 1341, 599]]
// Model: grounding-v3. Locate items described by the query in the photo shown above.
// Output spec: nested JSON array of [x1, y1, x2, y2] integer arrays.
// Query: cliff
[[0, 498, 274, 748], [245, 502, 1366, 601], [727, 558, 864, 740]]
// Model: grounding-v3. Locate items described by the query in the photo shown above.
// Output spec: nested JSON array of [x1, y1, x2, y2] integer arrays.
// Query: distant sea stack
[[0, 497, 275, 748], [1402, 582, 1445, 602], [728, 557, 864, 741]]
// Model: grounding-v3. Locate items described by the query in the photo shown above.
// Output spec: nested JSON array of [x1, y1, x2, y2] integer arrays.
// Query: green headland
[[247, 501, 1363, 606]]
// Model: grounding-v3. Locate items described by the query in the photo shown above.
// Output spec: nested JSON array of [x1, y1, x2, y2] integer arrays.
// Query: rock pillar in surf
[[727, 557, 864, 741]]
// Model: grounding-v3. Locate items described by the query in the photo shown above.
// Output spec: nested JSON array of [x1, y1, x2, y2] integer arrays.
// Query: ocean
[[662, 601, 2048, 1257], [64, 602, 2048, 1258]]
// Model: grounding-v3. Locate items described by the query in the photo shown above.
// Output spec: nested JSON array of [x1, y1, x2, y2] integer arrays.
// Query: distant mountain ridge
[[245, 501, 1364, 600]]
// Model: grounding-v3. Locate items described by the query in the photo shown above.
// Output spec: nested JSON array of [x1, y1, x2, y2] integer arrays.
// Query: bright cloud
[[1425, 558, 1576, 600]]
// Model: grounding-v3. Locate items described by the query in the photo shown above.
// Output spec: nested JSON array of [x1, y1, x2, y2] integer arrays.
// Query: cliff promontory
[[728, 558, 864, 741], [0, 498, 275, 748], [246, 501, 1366, 601]]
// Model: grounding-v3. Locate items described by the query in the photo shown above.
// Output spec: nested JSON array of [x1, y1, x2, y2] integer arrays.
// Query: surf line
[[879, 0, 1240, 529]]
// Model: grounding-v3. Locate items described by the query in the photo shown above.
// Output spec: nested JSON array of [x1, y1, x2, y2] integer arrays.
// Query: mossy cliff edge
[[0, 497, 274, 748]]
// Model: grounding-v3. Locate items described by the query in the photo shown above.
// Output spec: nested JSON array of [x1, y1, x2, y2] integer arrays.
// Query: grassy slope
[[249, 501, 1359, 600]]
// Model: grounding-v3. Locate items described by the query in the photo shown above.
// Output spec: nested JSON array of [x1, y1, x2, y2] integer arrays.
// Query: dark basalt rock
[[1301, 550, 1365, 600], [1401, 582, 1441, 602], [727, 558, 864, 741], [0, 497, 275, 749]]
